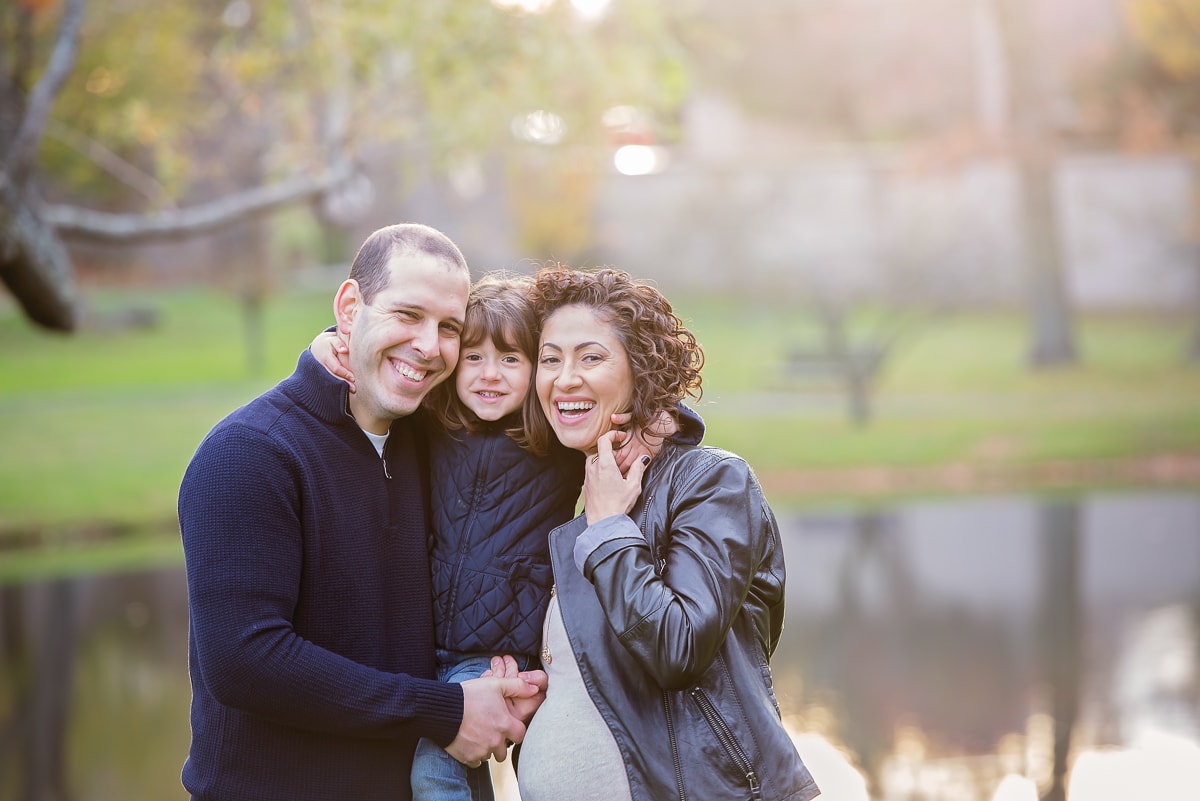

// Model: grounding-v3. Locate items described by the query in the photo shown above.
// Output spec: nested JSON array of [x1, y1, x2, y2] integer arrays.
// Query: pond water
[[2, 490, 1199, 801]]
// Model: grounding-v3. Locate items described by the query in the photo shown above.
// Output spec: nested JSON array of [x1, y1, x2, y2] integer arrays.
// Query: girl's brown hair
[[425, 271, 538, 442]]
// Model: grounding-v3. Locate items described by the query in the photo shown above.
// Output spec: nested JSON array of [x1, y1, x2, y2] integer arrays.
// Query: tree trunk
[[1020, 148, 1078, 367], [1189, 163, 1200, 364], [992, 0, 1078, 367], [0, 178, 77, 331]]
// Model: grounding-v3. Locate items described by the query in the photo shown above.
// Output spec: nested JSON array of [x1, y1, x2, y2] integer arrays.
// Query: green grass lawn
[[2, 284, 1199, 558]]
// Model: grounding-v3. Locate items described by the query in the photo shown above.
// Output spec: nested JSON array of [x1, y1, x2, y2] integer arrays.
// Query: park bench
[[783, 308, 893, 426]]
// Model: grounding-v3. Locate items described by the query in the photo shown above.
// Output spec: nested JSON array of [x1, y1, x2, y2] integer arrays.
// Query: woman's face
[[536, 304, 634, 454]]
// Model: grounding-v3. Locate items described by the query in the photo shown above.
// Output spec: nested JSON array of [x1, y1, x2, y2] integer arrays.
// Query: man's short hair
[[348, 223, 469, 304]]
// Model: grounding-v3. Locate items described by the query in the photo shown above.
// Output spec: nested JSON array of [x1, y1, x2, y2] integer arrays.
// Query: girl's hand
[[584, 431, 650, 526], [310, 330, 356, 392]]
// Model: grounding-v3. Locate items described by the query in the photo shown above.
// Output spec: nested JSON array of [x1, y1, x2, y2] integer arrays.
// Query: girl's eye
[[463, 353, 482, 362]]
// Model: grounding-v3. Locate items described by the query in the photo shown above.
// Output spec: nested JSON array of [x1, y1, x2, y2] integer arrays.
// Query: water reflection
[[1, 491, 1198, 801], [775, 491, 1200, 801], [0, 569, 191, 801]]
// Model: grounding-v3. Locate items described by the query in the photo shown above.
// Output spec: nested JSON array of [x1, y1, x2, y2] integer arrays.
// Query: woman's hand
[[309, 330, 356, 392], [584, 430, 650, 526]]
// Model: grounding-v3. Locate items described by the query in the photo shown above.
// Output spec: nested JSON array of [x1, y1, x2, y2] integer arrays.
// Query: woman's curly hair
[[523, 265, 704, 456]]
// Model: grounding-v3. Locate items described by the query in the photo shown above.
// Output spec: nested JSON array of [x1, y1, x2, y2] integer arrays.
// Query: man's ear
[[334, 279, 361, 336]]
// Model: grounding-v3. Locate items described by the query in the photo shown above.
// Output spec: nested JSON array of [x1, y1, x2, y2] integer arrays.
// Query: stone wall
[[591, 153, 1198, 311]]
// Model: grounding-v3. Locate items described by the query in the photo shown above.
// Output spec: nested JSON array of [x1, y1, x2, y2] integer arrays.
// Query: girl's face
[[536, 304, 634, 454], [455, 335, 532, 422]]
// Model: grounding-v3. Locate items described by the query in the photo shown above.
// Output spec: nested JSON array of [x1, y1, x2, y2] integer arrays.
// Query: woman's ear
[[334, 279, 361, 336]]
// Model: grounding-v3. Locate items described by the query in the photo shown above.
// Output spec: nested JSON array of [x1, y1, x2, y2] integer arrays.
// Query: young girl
[[312, 271, 702, 801]]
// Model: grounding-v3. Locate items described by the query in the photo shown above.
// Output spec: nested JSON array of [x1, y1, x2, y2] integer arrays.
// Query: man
[[178, 223, 544, 801]]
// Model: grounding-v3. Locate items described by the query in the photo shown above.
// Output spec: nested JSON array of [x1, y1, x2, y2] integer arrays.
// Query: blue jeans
[[412, 652, 521, 801]]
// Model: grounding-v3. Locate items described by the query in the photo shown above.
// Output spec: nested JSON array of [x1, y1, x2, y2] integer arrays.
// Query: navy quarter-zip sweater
[[178, 350, 463, 801]]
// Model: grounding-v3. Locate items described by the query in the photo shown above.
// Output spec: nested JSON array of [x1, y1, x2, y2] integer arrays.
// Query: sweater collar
[[285, 349, 359, 428]]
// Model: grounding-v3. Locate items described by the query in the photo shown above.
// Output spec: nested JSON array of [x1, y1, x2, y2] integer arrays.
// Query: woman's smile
[[536, 305, 633, 454]]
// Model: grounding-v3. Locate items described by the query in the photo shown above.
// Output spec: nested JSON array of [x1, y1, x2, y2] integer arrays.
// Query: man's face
[[336, 253, 470, 434]]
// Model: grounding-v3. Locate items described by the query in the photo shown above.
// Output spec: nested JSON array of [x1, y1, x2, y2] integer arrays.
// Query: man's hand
[[480, 655, 548, 724], [443, 670, 543, 767]]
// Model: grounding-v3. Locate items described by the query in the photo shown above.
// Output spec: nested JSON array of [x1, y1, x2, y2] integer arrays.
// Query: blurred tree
[[682, 0, 1082, 368], [1, 0, 688, 331], [1115, 0, 1200, 360], [993, 0, 1079, 367]]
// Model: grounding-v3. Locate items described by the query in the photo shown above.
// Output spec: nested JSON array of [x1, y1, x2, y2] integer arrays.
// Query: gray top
[[517, 594, 633, 801]]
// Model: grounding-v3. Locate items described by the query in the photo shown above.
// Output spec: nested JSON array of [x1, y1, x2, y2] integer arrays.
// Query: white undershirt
[[363, 429, 389, 457]]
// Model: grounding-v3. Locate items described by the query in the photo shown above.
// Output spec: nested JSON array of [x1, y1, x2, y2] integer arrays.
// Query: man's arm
[[180, 421, 463, 741]]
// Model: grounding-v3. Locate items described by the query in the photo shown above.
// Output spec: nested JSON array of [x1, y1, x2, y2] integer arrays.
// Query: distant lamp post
[[570, 0, 611, 22], [491, 0, 555, 13], [512, 110, 567, 145], [603, 104, 667, 175], [613, 144, 667, 176]]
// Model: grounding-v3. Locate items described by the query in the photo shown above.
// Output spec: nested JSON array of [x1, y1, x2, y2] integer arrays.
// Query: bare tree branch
[[0, 170, 77, 330], [44, 119, 178, 209], [6, 0, 86, 185], [43, 161, 357, 242]]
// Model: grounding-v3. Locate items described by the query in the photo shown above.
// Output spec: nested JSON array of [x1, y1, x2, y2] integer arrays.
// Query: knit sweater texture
[[178, 350, 463, 801]]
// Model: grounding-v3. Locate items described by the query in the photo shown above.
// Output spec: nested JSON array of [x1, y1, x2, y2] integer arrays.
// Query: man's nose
[[411, 322, 440, 361]]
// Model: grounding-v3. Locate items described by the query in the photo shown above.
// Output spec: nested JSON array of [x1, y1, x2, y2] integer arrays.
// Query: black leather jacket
[[548, 443, 820, 801]]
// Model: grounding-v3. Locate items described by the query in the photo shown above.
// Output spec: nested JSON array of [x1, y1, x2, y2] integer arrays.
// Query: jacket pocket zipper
[[690, 688, 762, 801], [663, 689, 687, 800]]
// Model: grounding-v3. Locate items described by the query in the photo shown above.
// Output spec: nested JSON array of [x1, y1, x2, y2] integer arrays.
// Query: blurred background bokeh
[[3, 1, 1200, 799]]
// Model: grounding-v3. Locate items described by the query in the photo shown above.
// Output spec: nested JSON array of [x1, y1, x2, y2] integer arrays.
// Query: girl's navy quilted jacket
[[427, 407, 704, 660]]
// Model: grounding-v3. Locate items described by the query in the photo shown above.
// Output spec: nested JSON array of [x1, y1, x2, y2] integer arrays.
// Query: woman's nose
[[556, 361, 581, 388]]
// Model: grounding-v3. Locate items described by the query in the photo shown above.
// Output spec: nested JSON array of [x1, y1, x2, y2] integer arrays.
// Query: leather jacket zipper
[[641, 496, 667, 575], [691, 688, 762, 800], [663, 689, 687, 800]]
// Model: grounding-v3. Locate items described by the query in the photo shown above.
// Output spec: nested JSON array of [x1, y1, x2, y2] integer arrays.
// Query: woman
[[515, 266, 820, 801]]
